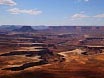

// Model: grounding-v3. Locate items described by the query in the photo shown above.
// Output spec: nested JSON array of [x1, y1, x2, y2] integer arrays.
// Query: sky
[[0, 0, 104, 26]]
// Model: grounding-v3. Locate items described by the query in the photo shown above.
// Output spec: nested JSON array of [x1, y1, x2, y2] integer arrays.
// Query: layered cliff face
[[0, 46, 64, 71], [0, 51, 104, 78]]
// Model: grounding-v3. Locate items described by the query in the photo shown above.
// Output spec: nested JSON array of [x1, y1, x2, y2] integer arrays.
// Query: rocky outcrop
[[13, 26, 35, 32]]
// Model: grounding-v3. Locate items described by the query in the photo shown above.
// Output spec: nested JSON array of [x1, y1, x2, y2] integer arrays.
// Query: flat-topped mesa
[[13, 26, 35, 32]]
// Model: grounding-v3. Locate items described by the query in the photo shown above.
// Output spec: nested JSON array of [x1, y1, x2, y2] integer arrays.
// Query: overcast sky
[[0, 0, 104, 26]]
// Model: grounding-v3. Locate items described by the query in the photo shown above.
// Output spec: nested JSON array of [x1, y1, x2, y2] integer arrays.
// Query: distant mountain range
[[0, 25, 20, 31], [0, 25, 49, 32], [0, 25, 104, 33]]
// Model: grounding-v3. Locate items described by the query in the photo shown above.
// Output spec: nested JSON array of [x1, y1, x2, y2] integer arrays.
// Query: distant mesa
[[0, 25, 20, 31], [13, 26, 35, 32]]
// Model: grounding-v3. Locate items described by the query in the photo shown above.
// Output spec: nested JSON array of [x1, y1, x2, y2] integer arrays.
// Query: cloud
[[70, 13, 104, 20], [8, 8, 42, 15], [71, 13, 90, 19], [0, 0, 16, 6], [93, 14, 104, 18], [84, 0, 89, 2]]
